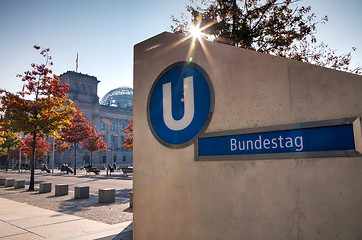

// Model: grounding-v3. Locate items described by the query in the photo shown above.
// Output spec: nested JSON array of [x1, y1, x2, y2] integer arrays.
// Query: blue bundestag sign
[[147, 61, 214, 148], [196, 118, 361, 160]]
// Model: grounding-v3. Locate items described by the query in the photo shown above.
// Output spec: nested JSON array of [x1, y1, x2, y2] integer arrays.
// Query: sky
[[0, 0, 361, 100]]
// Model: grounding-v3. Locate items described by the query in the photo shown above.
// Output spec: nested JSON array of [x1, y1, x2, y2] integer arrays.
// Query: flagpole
[[76, 53, 78, 72]]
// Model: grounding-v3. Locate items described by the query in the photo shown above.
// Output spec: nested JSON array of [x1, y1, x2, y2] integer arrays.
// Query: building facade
[[57, 71, 133, 168]]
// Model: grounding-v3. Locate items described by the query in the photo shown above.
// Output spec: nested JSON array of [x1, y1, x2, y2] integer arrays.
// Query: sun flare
[[190, 25, 202, 40]]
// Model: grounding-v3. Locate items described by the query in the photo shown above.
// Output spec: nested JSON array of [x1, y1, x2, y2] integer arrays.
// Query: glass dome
[[100, 87, 133, 108]]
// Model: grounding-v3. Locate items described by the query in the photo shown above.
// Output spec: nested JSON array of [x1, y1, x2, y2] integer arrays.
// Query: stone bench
[[99, 188, 115, 203], [39, 182, 51, 193], [75, 186, 89, 199], [14, 180, 26, 189], [5, 179, 15, 187], [55, 184, 68, 196], [0, 178, 5, 186]]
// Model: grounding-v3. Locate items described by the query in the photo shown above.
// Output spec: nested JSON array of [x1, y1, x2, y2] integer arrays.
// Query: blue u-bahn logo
[[147, 61, 214, 148]]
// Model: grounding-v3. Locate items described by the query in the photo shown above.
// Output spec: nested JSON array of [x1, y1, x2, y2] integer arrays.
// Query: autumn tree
[[172, 0, 360, 74], [0, 46, 75, 190], [0, 130, 21, 171], [59, 108, 90, 175], [54, 138, 71, 153], [122, 116, 133, 151], [81, 122, 107, 165], [0, 129, 5, 154], [20, 135, 51, 162]]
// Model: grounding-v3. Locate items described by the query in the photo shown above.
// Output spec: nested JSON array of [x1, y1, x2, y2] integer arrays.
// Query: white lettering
[[255, 135, 262, 149], [229, 135, 304, 152], [271, 138, 278, 149], [231, 139, 237, 151], [246, 140, 253, 150], [295, 136, 303, 151], [278, 136, 284, 148], [163, 76, 194, 130], [285, 137, 293, 148], [239, 141, 245, 151]]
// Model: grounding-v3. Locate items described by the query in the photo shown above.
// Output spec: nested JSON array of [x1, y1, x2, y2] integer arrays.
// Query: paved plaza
[[0, 170, 133, 239]]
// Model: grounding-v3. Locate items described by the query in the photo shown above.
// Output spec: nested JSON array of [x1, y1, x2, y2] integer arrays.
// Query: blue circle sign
[[147, 61, 214, 148]]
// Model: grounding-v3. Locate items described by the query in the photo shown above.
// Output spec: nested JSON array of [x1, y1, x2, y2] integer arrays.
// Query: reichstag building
[[56, 71, 133, 168]]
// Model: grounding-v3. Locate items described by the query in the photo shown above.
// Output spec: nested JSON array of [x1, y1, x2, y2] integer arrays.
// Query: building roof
[[100, 87, 133, 108], [59, 71, 100, 83]]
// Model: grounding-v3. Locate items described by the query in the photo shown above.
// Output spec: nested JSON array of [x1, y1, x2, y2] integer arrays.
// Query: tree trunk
[[74, 143, 77, 175], [18, 147, 21, 172], [90, 152, 93, 165], [5, 148, 9, 172], [29, 132, 36, 190]]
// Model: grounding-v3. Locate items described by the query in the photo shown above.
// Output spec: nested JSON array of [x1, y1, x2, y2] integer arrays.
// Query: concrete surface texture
[[133, 32, 362, 239], [55, 184, 68, 196], [14, 179, 25, 189], [75, 186, 90, 199], [99, 188, 116, 203], [39, 182, 52, 193], [4, 179, 14, 187]]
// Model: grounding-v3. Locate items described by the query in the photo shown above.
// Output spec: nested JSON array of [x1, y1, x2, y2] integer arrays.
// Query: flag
[[76, 53, 78, 72]]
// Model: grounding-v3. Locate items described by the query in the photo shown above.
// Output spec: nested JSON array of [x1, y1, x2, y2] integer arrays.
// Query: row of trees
[[0, 46, 132, 190], [0, 109, 111, 174]]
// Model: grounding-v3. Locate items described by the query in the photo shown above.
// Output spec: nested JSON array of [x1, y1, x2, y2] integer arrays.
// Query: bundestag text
[[230, 135, 304, 152]]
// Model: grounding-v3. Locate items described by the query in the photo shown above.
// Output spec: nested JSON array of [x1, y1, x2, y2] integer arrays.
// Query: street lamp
[[50, 137, 55, 174], [111, 134, 118, 174], [101, 118, 112, 176], [18, 132, 24, 172]]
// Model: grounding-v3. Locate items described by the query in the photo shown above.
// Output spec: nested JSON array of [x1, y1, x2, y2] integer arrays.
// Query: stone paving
[[0, 197, 133, 239], [0, 170, 133, 239]]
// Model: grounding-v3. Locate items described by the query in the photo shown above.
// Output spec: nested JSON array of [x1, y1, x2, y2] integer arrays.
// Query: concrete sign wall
[[133, 32, 362, 239]]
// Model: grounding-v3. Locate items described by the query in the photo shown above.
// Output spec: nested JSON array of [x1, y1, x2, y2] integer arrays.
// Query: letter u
[[162, 76, 195, 131]]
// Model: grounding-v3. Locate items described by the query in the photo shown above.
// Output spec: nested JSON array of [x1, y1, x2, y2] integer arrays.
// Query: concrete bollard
[[130, 192, 133, 208], [55, 184, 68, 196], [0, 178, 5, 186], [14, 180, 26, 189], [5, 179, 15, 187], [39, 182, 51, 193], [75, 186, 89, 199], [99, 188, 115, 203]]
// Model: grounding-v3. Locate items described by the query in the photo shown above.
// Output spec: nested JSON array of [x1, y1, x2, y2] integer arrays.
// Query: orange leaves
[[20, 135, 50, 161], [59, 114, 105, 165], [54, 138, 70, 153], [59, 108, 90, 144], [0, 130, 20, 151], [122, 116, 133, 151], [81, 122, 107, 153]]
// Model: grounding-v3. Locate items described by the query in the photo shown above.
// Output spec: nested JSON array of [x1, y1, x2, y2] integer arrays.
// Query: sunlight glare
[[190, 25, 202, 40]]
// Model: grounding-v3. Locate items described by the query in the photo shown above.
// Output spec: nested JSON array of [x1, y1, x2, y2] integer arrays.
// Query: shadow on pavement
[[45, 188, 133, 214], [97, 222, 133, 240]]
